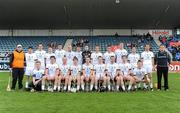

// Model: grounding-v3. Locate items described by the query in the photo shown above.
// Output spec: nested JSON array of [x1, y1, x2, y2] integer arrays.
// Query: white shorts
[[25, 67, 34, 76], [143, 65, 153, 73], [95, 73, 103, 80]]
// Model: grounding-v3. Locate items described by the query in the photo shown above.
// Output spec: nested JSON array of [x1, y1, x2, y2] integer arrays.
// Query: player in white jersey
[[82, 57, 94, 91], [58, 56, 70, 90], [42, 56, 59, 91], [70, 57, 82, 91], [133, 60, 150, 90], [128, 46, 140, 69], [115, 43, 128, 64], [94, 56, 106, 90], [91, 45, 103, 65], [74, 46, 82, 65], [45, 46, 55, 65], [30, 60, 44, 91], [25, 46, 37, 89], [103, 45, 115, 64], [102, 69, 111, 91], [141, 44, 154, 90], [119, 55, 134, 91], [65, 44, 75, 65], [55, 44, 66, 66], [35, 43, 46, 69], [106, 56, 119, 90]]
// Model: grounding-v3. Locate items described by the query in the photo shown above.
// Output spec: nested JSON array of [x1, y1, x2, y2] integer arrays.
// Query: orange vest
[[12, 50, 25, 68]]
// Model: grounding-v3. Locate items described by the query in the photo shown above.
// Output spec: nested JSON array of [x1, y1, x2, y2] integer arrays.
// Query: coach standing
[[154, 44, 171, 91], [10, 44, 26, 90]]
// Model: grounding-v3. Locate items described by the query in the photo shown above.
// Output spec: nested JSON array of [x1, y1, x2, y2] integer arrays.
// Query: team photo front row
[[9, 43, 170, 92]]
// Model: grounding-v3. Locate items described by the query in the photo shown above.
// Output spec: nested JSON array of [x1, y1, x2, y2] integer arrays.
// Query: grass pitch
[[0, 72, 180, 113]]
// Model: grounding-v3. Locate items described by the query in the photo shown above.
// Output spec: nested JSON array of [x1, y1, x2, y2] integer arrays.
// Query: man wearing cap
[[9, 44, 26, 90]]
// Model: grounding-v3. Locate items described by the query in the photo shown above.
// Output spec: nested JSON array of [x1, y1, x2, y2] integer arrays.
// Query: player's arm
[[9, 53, 14, 68]]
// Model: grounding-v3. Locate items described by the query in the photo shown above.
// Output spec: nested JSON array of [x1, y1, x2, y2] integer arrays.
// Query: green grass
[[0, 72, 180, 113]]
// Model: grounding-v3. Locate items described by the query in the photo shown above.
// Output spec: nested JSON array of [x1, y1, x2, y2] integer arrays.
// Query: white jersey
[[55, 49, 66, 66], [106, 63, 119, 78], [59, 64, 69, 76], [133, 67, 147, 79], [65, 51, 75, 65], [25, 53, 37, 68], [46, 63, 59, 76], [45, 53, 55, 65], [94, 64, 106, 75], [35, 50, 46, 66], [103, 52, 115, 64], [141, 51, 154, 66], [32, 69, 44, 80], [128, 53, 140, 68], [115, 49, 128, 64], [74, 51, 82, 65], [119, 62, 132, 75], [70, 65, 82, 76], [91, 52, 103, 65], [82, 63, 94, 77]]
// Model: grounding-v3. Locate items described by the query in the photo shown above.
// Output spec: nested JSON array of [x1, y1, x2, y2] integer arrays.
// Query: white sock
[[42, 85, 45, 90], [81, 84, 84, 90], [77, 85, 80, 90], [116, 85, 119, 91], [144, 83, 147, 88], [134, 85, 137, 89], [95, 85, 98, 90], [150, 83, 153, 88], [90, 84, 93, 91], [25, 82, 29, 88], [64, 86, 67, 90], [138, 83, 141, 88], [58, 86, 60, 91], [122, 85, 125, 91], [128, 84, 132, 91], [108, 85, 111, 91], [53, 85, 57, 90], [68, 85, 71, 91]]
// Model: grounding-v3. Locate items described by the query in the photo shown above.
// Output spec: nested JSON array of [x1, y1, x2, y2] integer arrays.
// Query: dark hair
[[35, 60, 41, 64], [50, 56, 56, 59], [73, 56, 78, 61]]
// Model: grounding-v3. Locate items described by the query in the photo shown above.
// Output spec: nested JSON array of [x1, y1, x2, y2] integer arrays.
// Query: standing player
[[82, 46, 91, 64], [42, 56, 59, 91], [119, 55, 134, 91], [25, 46, 37, 89], [65, 45, 75, 65], [82, 57, 94, 91], [30, 61, 44, 91], [115, 43, 128, 64], [91, 45, 103, 65], [55, 44, 66, 66], [58, 56, 70, 91], [35, 43, 46, 69], [128, 46, 140, 69], [74, 46, 82, 65], [103, 45, 115, 64], [133, 60, 150, 90], [94, 56, 106, 90], [141, 44, 154, 90], [45, 46, 55, 65], [106, 56, 119, 91], [70, 57, 82, 91]]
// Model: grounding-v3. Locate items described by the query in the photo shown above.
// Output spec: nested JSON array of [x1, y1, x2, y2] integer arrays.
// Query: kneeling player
[[133, 60, 150, 90], [114, 69, 124, 91], [120, 55, 134, 91], [70, 57, 82, 91], [30, 61, 44, 91], [102, 69, 111, 91], [42, 56, 59, 91], [82, 57, 94, 91]]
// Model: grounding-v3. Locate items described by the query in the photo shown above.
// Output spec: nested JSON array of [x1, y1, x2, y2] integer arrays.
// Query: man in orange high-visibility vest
[[9, 44, 26, 90]]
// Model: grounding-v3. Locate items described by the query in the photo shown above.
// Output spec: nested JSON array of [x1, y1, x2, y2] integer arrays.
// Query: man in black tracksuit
[[154, 44, 171, 91]]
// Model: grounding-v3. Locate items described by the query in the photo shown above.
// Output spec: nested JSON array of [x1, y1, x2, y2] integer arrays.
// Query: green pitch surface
[[0, 72, 180, 113]]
